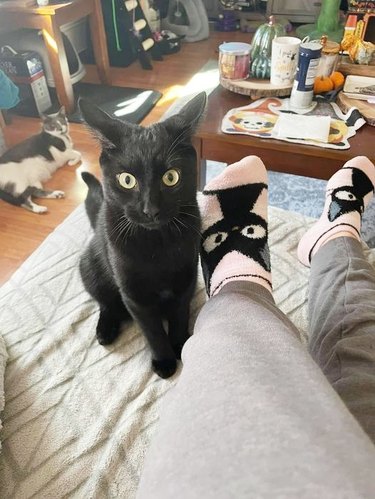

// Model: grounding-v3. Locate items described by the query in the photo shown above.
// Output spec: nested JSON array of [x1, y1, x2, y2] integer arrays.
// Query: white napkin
[[273, 113, 331, 143]]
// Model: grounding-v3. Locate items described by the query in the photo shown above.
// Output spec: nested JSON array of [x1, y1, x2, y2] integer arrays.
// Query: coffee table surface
[[197, 86, 375, 180]]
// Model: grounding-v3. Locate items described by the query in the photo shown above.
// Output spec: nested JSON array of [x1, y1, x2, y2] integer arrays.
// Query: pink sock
[[298, 156, 375, 267], [199, 156, 272, 297]]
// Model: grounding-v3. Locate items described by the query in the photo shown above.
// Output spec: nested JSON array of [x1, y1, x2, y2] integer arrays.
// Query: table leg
[[199, 159, 207, 190], [41, 16, 75, 114], [89, 0, 112, 85], [193, 136, 206, 190]]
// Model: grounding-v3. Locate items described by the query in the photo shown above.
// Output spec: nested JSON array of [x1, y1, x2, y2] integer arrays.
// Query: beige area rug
[[2, 203, 375, 498]]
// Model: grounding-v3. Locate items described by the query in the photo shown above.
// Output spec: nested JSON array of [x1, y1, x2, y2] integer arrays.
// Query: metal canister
[[289, 40, 322, 109]]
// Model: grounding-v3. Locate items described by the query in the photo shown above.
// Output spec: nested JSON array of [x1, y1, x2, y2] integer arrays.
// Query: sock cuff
[[307, 223, 361, 264], [211, 273, 272, 297], [203, 155, 268, 193]]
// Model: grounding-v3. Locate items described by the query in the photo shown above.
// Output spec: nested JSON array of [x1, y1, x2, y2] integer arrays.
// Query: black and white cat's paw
[[68, 151, 82, 166], [22, 196, 48, 213], [47, 190, 65, 199], [152, 358, 177, 379], [23, 202, 48, 214], [34, 205, 48, 214]]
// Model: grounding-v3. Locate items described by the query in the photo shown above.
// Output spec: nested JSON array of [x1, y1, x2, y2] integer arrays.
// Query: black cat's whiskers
[[172, 217, 183, 236], [166, 124, 193, 157], [175, 217, 203, 239], [166, 145, 192, 165], [180, 203, 199, 209], [179, 210, 200, 220], [109, 214, 128, 238], [166, 121, 196, 163], [166, 153, 189, 166], [114, 221, 131, 246], [112, 217, 135, 246]]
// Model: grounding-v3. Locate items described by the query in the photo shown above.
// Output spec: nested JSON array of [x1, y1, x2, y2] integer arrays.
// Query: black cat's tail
[[81, 172, 103, 229]]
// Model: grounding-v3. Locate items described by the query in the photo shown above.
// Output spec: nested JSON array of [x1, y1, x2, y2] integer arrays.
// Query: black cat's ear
[[79, 98, 129, 149], [163, 91, 207, 137], [178, 91, 207, 126]]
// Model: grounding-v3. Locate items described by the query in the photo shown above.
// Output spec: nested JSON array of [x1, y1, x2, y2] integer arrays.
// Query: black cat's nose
[[143, 203, 160, 220]]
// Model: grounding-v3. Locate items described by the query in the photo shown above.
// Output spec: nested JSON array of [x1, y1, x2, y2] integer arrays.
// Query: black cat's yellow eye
[[162, 169, 180, 187], [117, 172, 137, 189]]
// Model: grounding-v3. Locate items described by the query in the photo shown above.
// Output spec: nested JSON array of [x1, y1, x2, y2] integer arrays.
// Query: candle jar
[[219, 42, 251, 81], [316, 36, 340, 77]]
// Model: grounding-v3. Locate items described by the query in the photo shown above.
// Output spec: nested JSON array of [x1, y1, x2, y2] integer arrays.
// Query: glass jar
[[316, 36, 340, 77], [218, 42, 251, 81]]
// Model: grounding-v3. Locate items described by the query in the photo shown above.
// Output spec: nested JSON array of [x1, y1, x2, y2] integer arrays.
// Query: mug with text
[[270, 37, 301, 86]]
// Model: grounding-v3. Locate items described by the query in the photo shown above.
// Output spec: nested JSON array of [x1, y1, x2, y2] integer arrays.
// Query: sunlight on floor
[[160, 68, 219, 107], [157, 85, 185, 106], [114, 91, 154, 117], [181, 68, 219, 96]]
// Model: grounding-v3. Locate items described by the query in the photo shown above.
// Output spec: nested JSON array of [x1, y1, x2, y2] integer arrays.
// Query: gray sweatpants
[[137, 237, 375, 498]]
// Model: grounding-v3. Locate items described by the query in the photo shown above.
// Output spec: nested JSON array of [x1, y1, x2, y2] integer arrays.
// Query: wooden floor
[[0, 31, 248, 286]]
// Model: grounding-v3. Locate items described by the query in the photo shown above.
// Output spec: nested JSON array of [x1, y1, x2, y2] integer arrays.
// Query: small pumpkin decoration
[[250, 15, 285, 79], [251, 49, 271, 79], [313, 75, 334, 94], [330, 71, 345, 89]]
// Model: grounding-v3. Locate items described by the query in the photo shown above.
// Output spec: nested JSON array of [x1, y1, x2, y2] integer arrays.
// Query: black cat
[[79, 93, 206, 378]]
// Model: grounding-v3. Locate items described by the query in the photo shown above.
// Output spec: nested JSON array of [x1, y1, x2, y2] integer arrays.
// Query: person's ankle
[[311, 231, 359, 259]]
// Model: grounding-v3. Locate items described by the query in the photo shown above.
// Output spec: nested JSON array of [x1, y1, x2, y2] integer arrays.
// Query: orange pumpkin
[[330, 71, 345, 89], [313, 76, 334, 94]]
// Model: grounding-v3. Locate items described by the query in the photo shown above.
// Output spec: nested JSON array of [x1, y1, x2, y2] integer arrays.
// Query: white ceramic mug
[[270, 37, 301, 86]]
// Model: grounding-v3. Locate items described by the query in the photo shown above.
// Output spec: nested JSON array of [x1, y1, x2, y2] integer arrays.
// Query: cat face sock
[[199, 155, 271, 297], [298, 156, 375, 267]]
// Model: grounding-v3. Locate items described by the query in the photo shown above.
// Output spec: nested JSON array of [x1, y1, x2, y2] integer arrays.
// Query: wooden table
[[0, 0, 111, 114], [196, 86, 375, 186]]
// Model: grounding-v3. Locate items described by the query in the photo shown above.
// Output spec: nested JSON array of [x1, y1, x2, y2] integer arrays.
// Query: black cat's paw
[[96, 324, 121, 345], [152, 358, 177, 378]]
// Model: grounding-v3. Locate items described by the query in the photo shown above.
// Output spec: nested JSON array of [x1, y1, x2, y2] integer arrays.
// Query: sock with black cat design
[[199, 155, 272, 298], [298, 156, 375, 267]]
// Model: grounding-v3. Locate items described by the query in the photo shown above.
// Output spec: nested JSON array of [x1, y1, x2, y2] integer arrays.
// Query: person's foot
[[199, 156, 272, 297], [298, 156, 375, 267]]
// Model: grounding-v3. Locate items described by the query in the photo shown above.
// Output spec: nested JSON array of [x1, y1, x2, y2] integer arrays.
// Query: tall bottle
[[290, 39, 322, 109]]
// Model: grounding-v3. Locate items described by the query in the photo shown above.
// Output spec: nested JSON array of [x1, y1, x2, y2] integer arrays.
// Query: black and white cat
[[0, 107, 81, 213], [79, 93, 206, 378]]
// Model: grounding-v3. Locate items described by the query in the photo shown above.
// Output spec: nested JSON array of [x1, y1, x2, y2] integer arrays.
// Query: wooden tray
[[220, 77, 292, 100], [336, 91, 375, 126], [338, 55, 375, 77]]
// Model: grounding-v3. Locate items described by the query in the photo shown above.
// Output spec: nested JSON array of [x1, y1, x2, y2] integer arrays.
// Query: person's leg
[[298, 156, 375, 442], [137, 157, 375, 499]]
